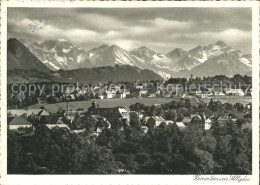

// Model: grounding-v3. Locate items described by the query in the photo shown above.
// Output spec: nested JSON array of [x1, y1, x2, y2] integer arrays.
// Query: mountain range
[[7, 38, 163, 83], [8, 38, 252, 81]]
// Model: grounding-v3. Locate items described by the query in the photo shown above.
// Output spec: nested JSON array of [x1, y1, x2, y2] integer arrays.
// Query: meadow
[[41, 97, 182, 113], [31, 96, 251, 113], [202, 96, 252, 105]]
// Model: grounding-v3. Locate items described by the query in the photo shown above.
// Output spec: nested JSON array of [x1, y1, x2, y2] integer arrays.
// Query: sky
[[7, 8, 252, 54]]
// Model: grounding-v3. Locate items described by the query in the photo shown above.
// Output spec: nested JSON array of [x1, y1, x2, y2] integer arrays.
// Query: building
[[88, 101, 130, 125], [45, 124, 70, 130], [241, 123, 252, 131], [145, 116, 166, 128], [141, 126, 148, 134], [64, 86, 75, 94], [8, 116, 33, 131], [92, 127, 103, 136], [139, 90, 148, 97], [225, 88, 245, 96], [175, 122, 186, 129], [86, 114, 111, 129], [214, 92, 225, 96], [136, 85, 143, 90], [204, 118, 212, 130], [105, 90, 116, 99], [129, 111, 144, 120], [8, 109, 50, 120], [165, 120, 174, 125], [217, 114, 237, 125], [148, 93, 156, 98], [182, 117, 192, 124]]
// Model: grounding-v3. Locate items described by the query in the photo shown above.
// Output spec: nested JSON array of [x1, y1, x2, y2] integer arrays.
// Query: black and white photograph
[[1, 1, 259, 185]]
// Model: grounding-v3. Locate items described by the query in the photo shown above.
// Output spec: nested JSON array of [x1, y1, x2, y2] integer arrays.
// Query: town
[[7, 75, 252, 134], [7, 75, 252, 174]]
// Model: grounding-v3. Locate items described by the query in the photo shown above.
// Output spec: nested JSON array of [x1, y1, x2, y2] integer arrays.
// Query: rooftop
[[9, 116, 32, 125]]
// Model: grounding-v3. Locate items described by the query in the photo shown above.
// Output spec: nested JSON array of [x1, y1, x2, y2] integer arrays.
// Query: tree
[[130, 117, 141, 129], [234, 103, 245, 112], [198, 136, 217, 153], [185, 99, 191, 109], [193, 148, 214, 174], [111, 119, 124, 130], [176, 113, 184, 122], [47, 96, 57, 104], [129, 102, 144, 112]]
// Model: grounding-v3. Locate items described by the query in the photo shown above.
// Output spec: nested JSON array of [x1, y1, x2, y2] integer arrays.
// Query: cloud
[[77, 13, 125, 31], [10, 18, 98, 44], [153, 18, 192, 29], [177, 28, 251, 46], [7, 8, 252, 53]]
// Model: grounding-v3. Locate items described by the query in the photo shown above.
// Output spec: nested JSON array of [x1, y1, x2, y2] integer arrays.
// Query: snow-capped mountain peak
[[18, 38, 252, 79]]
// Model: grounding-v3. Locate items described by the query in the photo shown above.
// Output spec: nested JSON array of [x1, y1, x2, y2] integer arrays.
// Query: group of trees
[[186, 74, 251, 87], [164, 74, 252, 93], [130, 99, 251, 124], [8, 118, 252, 174]]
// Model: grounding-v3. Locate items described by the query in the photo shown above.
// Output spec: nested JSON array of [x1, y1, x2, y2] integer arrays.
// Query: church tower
[[91, 100, 97, 108]]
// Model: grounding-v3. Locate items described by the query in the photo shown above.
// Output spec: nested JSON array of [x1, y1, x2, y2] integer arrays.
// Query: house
[[118, 91, 130, 99], [241, 123, 252, 131], [200, 93, 213, 98], [225, 88, 245, 96], [93, 127, 102, 136], [56, 117, 71, 125], [146, 116, 166, 128], [189, 113, 204, 129], [86, 114, 111, 129], [182, 117, 191, 124], [8, 116, 33, 131], [136, 85, 143, 90], [201, 94, 208, 98], [165, 120, 174, 125], [195, 91, 202, 95], [141, 126, 148, 134], [64, 86, 75, 94], [75, 89, 85, 97], [65, 94, 75, 100], [139, 90, 148, 97], [214, 92, 225, 96], [204, 118, 212, 130], [7, 109, 27, 117], [105, 90, 116, 99], [148, 93, 156, 98], [8, 109, 50, 120], [190, 113, 202, 120], [71, 129, 86, 134], [203, 113, 213, 130], [129, 111, 144, 120], [175, 122, 186, 129], [245, 103, 252, 111], [45, 124, 70, 130], [217, 114, 237, 125], [98, 95, 104, 99], [88, 101, 130, 125]]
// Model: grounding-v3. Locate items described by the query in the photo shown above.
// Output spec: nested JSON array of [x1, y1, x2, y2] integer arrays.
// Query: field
[[201, 96, 252, 105], [28, 96, 251, 114], [38, 97, 182, 113]]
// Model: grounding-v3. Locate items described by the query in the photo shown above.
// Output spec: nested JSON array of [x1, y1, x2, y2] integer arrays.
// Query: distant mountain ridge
[[7, 38, 50, 72], [9, 38, 252, 79], [7, 65, 163, 84]]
